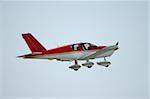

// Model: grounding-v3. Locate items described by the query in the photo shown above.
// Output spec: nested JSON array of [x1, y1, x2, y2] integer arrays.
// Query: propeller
[[116, 42, 119, 46]]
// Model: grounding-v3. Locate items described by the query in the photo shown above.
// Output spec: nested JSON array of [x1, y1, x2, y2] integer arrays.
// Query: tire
[[74, 69, 78, 71], [88, 66, 92, 68], [105, 65, 109, 67]]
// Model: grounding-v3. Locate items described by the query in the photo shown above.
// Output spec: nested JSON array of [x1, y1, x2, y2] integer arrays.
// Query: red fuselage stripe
[[29, 46, 107, 57]]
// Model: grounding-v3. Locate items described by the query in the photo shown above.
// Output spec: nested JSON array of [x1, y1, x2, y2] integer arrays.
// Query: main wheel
[[88, 66, 92, 68], [105, 65, 109, 67], [74, 69, 79, 71]]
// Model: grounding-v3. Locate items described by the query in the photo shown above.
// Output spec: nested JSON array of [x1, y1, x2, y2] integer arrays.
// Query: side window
[[71, 44, 80, 50], [82, 43, 90, 50], [84, 43, 90, 50], [92, 45, 97, 49]]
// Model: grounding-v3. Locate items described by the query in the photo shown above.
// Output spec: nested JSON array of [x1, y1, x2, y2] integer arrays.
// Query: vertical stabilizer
[[22, 33, 46, 52]]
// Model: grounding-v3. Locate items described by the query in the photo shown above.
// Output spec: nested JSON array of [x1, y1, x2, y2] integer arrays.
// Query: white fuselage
[[37, 49, 114, 61]]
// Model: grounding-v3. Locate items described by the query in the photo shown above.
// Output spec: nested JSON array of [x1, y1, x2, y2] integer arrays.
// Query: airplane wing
[[82, 45, 118, 60]]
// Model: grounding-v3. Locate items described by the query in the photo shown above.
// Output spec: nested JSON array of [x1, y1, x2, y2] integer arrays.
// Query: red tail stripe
[[22, 33, 46, 52]]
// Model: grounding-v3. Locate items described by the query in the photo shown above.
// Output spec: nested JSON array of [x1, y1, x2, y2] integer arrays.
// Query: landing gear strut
[[104, 57, 106, 61], [75, 60, 78, 64]]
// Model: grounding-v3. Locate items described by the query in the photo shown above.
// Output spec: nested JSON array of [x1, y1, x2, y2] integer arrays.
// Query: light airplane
[[18, 33, 119, 71]]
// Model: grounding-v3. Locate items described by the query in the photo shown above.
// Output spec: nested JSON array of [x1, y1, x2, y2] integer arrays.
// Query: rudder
[[22, 33, 46, 52]]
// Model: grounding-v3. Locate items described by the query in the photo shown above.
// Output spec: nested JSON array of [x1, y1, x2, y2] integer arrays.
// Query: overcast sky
[[0, 1, 148, 99]]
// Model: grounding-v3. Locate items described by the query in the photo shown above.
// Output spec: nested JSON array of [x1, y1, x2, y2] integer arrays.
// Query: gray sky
[[0, 2, 3, 99], [0, 1, 148, 99]]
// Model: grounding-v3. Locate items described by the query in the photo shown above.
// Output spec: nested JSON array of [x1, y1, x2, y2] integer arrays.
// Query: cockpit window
[[71, 43, 97, 51], [81, 43, 90, 50], [90, 44, 97, 49], [92, 45, 97, 49], [71, 44, 80, 50]]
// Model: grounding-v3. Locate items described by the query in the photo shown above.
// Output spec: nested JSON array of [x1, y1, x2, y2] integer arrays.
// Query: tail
[[22, 33, 46, 52]]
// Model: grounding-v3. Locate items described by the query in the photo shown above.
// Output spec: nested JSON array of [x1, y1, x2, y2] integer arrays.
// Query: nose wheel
[[97, 57, 111, 67]]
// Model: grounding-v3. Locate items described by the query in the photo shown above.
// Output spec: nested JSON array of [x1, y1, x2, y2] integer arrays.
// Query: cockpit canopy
[[71, 43, 97, 51]]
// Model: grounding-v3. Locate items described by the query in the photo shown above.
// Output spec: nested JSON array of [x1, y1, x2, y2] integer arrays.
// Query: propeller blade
[[116, 42, 119, 45]]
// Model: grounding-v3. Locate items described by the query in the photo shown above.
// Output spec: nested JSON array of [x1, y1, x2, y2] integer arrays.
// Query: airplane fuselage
[[20, 43, 117, 61]]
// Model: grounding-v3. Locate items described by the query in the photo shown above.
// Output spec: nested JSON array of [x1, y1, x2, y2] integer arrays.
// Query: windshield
[[90, 43, 97, 47]]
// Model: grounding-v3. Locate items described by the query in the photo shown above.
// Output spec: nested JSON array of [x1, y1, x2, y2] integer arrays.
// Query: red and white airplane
[[18, 33, 119, 71]]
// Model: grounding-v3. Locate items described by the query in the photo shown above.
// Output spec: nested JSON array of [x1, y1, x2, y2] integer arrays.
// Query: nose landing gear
[[97, 57, 111, 67]]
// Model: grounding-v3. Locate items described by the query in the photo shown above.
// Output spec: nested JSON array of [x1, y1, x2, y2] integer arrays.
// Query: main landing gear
[[97, 57, 111, 67], [69, 60, 81, 71], [69, 60, 94, 71], [82, 60, 94, 68], [69, 57, 111, 71]]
